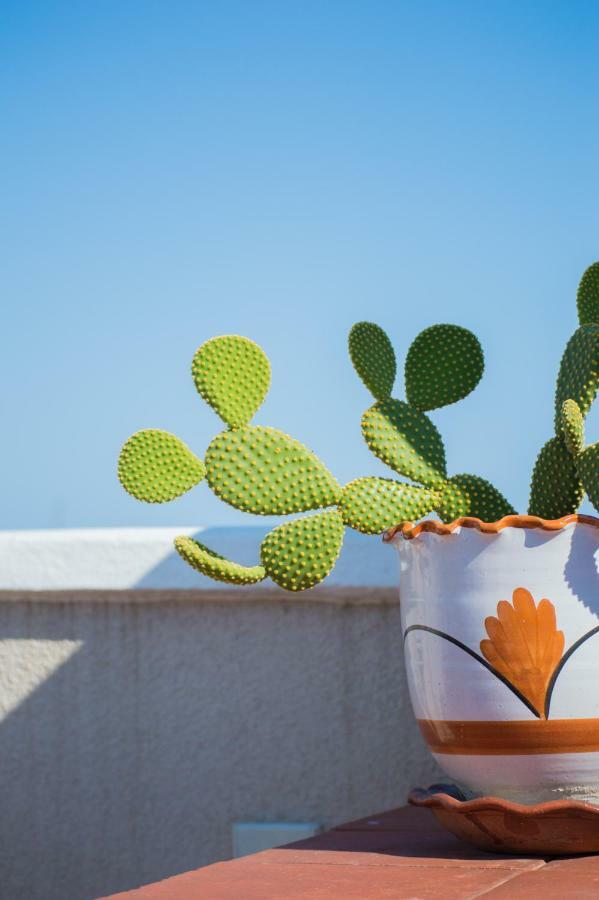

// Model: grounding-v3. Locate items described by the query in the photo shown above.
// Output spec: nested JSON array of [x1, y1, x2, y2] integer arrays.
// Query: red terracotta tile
[[483, 855, 599, 897], [250, 829, 546, 868], [104, 858, 533, 899]]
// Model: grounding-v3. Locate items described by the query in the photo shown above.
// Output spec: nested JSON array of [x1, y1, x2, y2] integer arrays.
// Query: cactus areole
[[118, 263, 599, 592]]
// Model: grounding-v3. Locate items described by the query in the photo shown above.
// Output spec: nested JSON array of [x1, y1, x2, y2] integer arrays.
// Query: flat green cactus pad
[[348, 321, 396, 400], [361, 398, 447, 488], [554, 325, 599, 430], [339, 477, 438, 534], [118, 430, 205, 503], [528, 436, 584, 519], [578, 442, 599, 509], [404, 324, 484, 412], [260, 509, 345, 591], [561, 399, 585, 457], [577, 261, 599, 326], [438, 474, 516, 523], [192, 335, 271, 427], [205, 425, 341, 515], [174, 536, 266, 584]]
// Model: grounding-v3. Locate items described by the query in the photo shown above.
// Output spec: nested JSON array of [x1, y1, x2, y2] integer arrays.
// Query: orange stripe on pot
[[385, 513, 599, 542], [418, 718, 599, 756]]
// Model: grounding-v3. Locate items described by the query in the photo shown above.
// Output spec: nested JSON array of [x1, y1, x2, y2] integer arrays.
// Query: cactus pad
[[528, 436, 584, 519], [438, 474, 516, 523], [561, 399, 585, 457], [339, 477, 438, 534], [174, 536, 266, 585], [348, 321, 396, 400], [192, 335, 271, 427], [577, 261, 599, 326], [205, 426, 341, 515], [578, 442, 599, 509], [554, 325, 599, 430], [361, 399, 447, 488], [260, 510, 345, 591], [118, 430, 205, 503], [404, 324, 484, 411]]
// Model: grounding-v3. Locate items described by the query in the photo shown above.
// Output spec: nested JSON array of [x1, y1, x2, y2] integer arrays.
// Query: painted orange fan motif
[[480, 588, 564, 719]]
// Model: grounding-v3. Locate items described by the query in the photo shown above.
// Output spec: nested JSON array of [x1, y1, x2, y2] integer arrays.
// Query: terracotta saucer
[[409, 784, 599, 855]]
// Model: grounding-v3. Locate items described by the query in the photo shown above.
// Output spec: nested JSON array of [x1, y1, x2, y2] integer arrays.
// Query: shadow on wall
[[0, 588, 436, 899], [134, 525, 398, 590]]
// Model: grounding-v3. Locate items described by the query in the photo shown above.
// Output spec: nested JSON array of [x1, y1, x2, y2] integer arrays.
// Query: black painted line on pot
[[544, 625, 599, 719], [403, 625, 541, 719]]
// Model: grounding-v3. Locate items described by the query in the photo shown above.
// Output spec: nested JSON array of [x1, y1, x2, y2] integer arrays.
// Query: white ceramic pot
[[390, 514, 599, 804]]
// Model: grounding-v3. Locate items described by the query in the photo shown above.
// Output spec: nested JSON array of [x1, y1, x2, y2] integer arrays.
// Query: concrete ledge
[[0, 526, 398, 591]]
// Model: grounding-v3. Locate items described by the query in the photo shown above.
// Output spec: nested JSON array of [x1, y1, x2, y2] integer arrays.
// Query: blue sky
[[2, 1, 599, 530]]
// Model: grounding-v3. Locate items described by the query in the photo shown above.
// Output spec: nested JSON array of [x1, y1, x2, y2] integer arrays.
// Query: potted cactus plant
[[118, 263, 599, 854]]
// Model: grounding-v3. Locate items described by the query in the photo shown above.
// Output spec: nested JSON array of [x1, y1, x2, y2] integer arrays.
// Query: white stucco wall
[[0, 527, 441, 900]]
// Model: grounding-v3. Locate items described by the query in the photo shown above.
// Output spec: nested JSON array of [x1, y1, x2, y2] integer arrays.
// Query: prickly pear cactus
[[349, 321, 514, 523], [118, 430, 205, 503], [404, 324, 484, 412], [175, 536, 266, 585], [205, 426, 341, 515], [260, 510, 345, 591], [339, 478, 439, 534], [192, 335, 271, 427], [529, 263, 599, 518]]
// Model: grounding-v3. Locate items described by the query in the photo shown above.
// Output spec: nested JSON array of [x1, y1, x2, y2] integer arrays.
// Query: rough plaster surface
[[0, 530, 441, 899]]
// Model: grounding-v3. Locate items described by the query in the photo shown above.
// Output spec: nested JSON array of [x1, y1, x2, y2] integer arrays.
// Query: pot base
[[409, 784, 599, 856]]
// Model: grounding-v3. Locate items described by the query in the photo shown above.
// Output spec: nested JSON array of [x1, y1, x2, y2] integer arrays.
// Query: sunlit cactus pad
[[404, 324, 484, 412], [205, 426, 341, 515], [362, 398, 447, 488], [438, 473, 516, 523], [192, 335, 271, 427], [339, 477, 438, 534], [561, 399, 585, 456], [529, 436, 584, 519], [260, 510, 345, 591], [349, 321, 396, 400], [118, 430, 205, 503], [554, 325, 599, 430], [174, 536, 266, 585], [577, 261, 599, 326]]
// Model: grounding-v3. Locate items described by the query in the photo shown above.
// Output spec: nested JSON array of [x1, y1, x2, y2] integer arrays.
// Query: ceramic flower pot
[[389, 514, 599, 805]]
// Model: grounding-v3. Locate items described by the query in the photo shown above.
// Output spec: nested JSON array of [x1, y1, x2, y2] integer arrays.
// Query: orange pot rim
[[384, 513, 599, 542]]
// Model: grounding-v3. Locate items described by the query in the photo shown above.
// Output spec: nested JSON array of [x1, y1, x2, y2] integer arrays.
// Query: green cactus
[[529, 262, 599, 517], [118, 430, 205, 502], [552, 399, 599, 512], [349, 321, 396, 400], [404, 324, 484, 412], [175, 536, 266, 585], [577, 261, 599, 325], [529, 436, 585, 519], [260, 510, 345, 591], [339, 477, 439, 534], [554, 324, 599, 431], [349, 321, 514, 523], [192, 335, 271, 427], [205, 426, 341, 515], [561, 399, 585, 457], [439, 475, 516, 524], [578, 442, 599, 509], [361, 399, 447, 489]]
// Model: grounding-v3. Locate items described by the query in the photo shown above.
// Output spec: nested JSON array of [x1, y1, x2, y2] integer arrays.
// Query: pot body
[[394, 516, 599, 804]]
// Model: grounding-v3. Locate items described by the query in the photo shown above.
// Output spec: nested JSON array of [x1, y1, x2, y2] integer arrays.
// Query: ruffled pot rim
[[384, 513, 599, 542]]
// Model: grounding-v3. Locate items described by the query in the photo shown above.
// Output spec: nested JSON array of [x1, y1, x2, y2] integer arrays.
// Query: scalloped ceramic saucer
[[409, 784, 599, 855]]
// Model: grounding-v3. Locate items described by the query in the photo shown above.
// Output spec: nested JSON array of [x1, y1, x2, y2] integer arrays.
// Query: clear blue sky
[[2, 0, 599, 530]]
